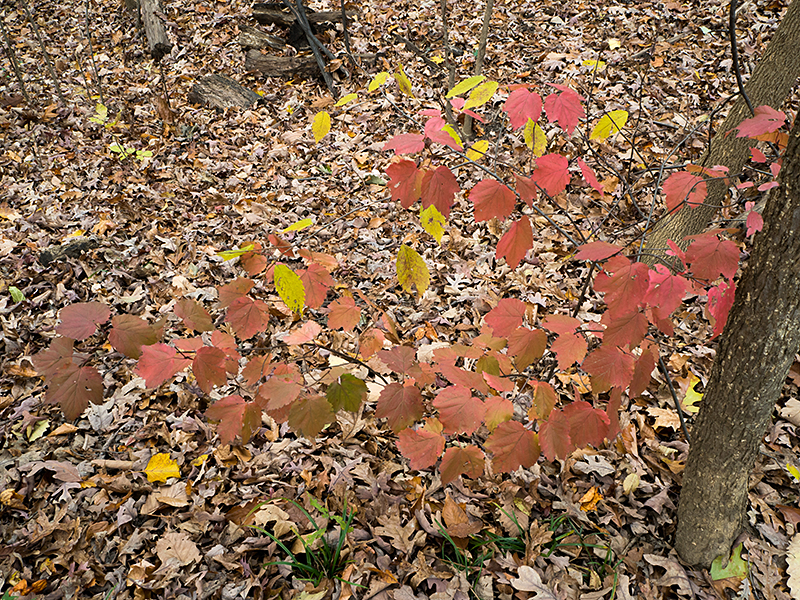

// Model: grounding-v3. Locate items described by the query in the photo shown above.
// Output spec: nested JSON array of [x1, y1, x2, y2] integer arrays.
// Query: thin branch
[[18, 0, 67, 105]]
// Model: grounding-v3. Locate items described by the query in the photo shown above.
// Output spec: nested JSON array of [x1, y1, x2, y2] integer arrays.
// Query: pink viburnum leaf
[[327, 296, 361, 332], [438, 362, 490, 395], [257, 370, 302, 412], [377, 346, 417, 374], [241, 354, 272, 386], [485, 421, 540, 473], [108, 314, 161, 359], [685, 233, 740, 281], [594, 258, 650, 315], [217, 278, 255, 309], [745, 203, 764, 236], [424, 116, 463, 151], [582, 345, 635, 393], [750, 147, 768, 163], [577, 158, 604, 197], [376, 382, 424, 432], [288, 394, 336, 438], [507, 326, 547, 370], [225, 296, 270, 339], [56, 302, 111, 340], [386, 160, 424, 208], [630, 342, 658, 398], [539, 408, 573, 461], [497, 217, 533, 268], [47, 363, 104, 420], [283, 321, 321, 345], [433, 386, 486, 435], [420, 165, 460, 218], [574, 241, 622, 262], [136, 343, 192, 389], [514, 173, 537, 206], [396, 427, 445, 470], [483, 372, 515, 393], [471, 179, 517, 222], [551, 332, 588, 369], [563, 400, 610, 448], [544, 84, 585, 135], [736, 105, 787, 138], [663, 171, 707, 212], [484, 396, 514, 430], [440, 446, 485, 485], [504, 88, 543, 130], [645, 264, 689, 317], [383, 133, 426, 155], [174, 298, 214, 332], [601, 309, 649, 348], [541, 314, 580, 335], [206, 395, 248, 445], [299, 263, 334, 309], [33, 337, 74, 378], [707, 279, 736, 339], [533, 154, 570, 197], [193, 346, 227, 394], [485, 298, 526, 337], [528, 380, 558, 420]]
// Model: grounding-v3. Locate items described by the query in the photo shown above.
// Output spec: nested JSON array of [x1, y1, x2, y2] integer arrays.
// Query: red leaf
[[206, 395, 248, 445], [241, 249, 268, 277], [211, 330, 241, 373], [541, 314, 580, 335], [582, 345, 635, 393], [438, 362, 491, 394], [577, 158, 604, 197], [663, 171, 707, 212], [242, 354, 272, 386], [328, 296, 361, 331], [485, 421, 540, 473], [193, 346, 227, 394], [326, 373, 367, 412], [685, 233, 740, 281], [387, 160, 424, 208], [645, 264, 689, 317], [483, 372, 515, 393], [289, 395, 336, 437], [420, 165, 460, 218], [574, 241, 622, 262], [511, 181, 534, 216], [544, 84, 585, 135], [745, 202, 764, 236], [283, 321, 321, 345], [226, 296, 270, 339], [298, 264, 334, 309], [595, 259, 650, 315], [56, 302, 111, 340], [107, 315, 160, 359], [735, 105, 787, 137], [218, 278, 255, 308], [504, 88, 543, 130], [424, 116, 463, 151], [47, 363, 103, 420], [471, 179, 516, 222], [750, 147, 768, 163], [136, 344, 192, 388], [174, 298, 214, 332], [707, 279, 736, 339], [507, 326, 547, 370], [257, 371, 302, 412], [539, 408, 572, 461], [33, 337, 74, 378], [601, 309, 648, 348], [484, 396, 514, 429], [268, 234, 295, 258], [173, 337, 203, 353], [563, 400, 610, 448], [433, 386, 486, 435], [497, 217, 533, 268], [485, 298, 526, 337], [440, 446, 485, 485], [528, 380, 557, 420], [533, 154, 570, 197], [383, 133, 426, 154], [378, 346, 417, 373], [630, 342, 657, 398], [397, 427, 445, 470], [358, 328, 385, 359], [551, 332, 587, 369], [376, 382, 424, 432]]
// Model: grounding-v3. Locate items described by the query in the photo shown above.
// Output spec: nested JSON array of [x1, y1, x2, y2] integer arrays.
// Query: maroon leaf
[[33, 337, 74, 378], [376, 382, 424, 432], [47, 363, 103, 420], [563, 400, 610, 448], [193, 346, 227, 394], [136, 344, 192, 389], [440, 446, 485, 485], [497, 216, 533, 268], [377, 346, 417, 373], [485, 421, 540, 473], [109, 314, 161, 359], [175, 298, 214, 332], [56, 302, 111, 340]]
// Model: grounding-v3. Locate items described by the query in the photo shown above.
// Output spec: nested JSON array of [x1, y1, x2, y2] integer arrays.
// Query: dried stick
[[0, 16, 31, 104], [463, 0, 493, 140], [18, 0, 66, 105]]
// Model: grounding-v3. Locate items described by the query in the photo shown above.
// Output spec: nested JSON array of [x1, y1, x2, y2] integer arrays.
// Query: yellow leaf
[[523, 120, 547, 156], [430, 55, 445, 64], [788, 464, 800, 481], [608, 38, 621, 50], [582, 59, 606, 72], [217, 244, 255, 261], [335, 93, 358, 107], [395, 66, 414, 97], [146, 453, 180, 483], [466, 140, 489, 162], [445, 75, 485, 99], [192, 454, 209, 467], [420, 204, 445, 243], [442, 124, 463, 148], [396, 245, 429, 297], [368, 71, 389, 92], [590, 110, 628, 141], [283, 218, 313, 232], [680, 374, 703, 414], [274, 263, 305, 314], [312, 111, 331, 143], [463, 81, 498, 111]]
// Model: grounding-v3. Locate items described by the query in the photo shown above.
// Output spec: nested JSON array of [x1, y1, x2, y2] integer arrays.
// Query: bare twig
[[0, 16, 31, 104], [18, 0, 67, 105], [463, 0, 494, 140]]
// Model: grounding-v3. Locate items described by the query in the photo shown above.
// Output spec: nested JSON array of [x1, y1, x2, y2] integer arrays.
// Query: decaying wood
[[252, 3, 358, 27], [244, 50, 319, 78], [139, 0, 172, 61], [188, 74, 262, 109], [238, 24, 286, 51]]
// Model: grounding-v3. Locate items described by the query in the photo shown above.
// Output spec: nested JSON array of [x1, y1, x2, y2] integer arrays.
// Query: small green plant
[[109, 142, 152, 161], [250, 496, 358, 587]]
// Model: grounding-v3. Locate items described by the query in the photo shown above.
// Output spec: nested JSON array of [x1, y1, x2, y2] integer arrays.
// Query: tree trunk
[[643, 0, 800, 266], [139, 0, 172, 62], [675, 109, 800, 567]]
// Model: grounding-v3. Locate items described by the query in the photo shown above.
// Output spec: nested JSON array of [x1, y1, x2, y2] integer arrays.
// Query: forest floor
[[0, 0, 798, 598]]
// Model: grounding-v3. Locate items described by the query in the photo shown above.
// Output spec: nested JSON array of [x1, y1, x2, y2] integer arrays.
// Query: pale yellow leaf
[[368, 71, 389, 92], [274, 263, 305, 314], [463, 81, 498, 111], [396, 245, 429, 297], [582, 59, 606, 72], [590, 110, 628, 141], [146, 453, 180, 483], [680, 374, 703, 414], [335, 93, 357, 107], [395, 66, 414, 97], [420, 204, 445, 243], [466, 140, 489, 162], [523, 120, 547, 156], [788, 534, 800, 598], [445, 75, 485, 98], [312, 111, 331, 143], [608, 38, 621, 50], [442, 124, 463, 148], [283, 218, 313, 232]]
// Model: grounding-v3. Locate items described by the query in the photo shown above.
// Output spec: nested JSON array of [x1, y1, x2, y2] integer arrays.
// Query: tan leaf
[[155, 531, 200, 567]]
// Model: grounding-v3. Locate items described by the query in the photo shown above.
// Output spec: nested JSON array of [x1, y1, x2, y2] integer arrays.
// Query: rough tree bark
[[643, 0, 800, 265], [675, 108, 800, 567], [139, 0, 172, 61]]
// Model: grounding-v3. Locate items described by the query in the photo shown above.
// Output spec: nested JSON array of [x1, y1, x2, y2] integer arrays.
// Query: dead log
[[139, 0, 172, 61], [252, 3, 357, 26], [238, 24, 286, 51], [188, 74, 263, 109], [244, 50, 319, 78]]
